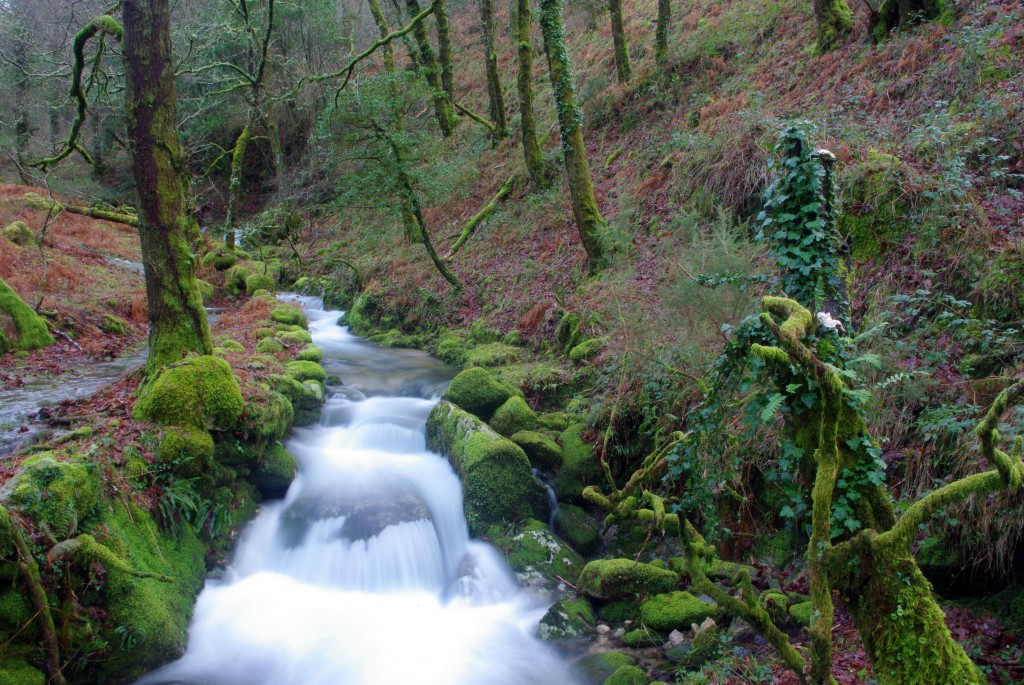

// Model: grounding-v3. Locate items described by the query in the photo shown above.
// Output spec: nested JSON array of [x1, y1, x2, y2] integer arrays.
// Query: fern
[[760, 392, 785, 423]]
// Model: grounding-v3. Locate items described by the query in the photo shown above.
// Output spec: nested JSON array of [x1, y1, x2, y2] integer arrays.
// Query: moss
[[554, 503, 601, 555], [493, 361, 572, 396], [234, 390, 295, 451], [556, 311, 593, 353], [759, 589, 791, 625], [598, 599, 641, 623], [576, 559, 679, 600], [442, 367, 518, 421], [296, 345, 323, 362], [489, 396, 537, 436], [134, 355, 243, 430], [0, 659, 45, 685], [269, 374, 322, 410], [21, 192, 62, 213], [511, 430, 562, 469], [292, 276, 311, 292], [220, 339, 245, 352], [621, 627, 664, 648], [554, 423, 601, 504], [974, 247, 1024, 321], [574, 652, 636, 684], [677, 623, 721, 667], [275, 323, 304, 333], [368, 329, 421, 348], [426, 401, 549, 534], [286, 360, 327, 384], [225, 264, 252, 296], [256, 337, 283, 354], [245, 273, 275, 295], [8, 452, 101, 539], [253, 443, 297, 498], [569, 338, 603, 362], [3, 221, 35, 246], [101, 314, 129, 335], [436, 331, 468, 365], [499, 519, 584, 588], [464, 342, 523, 367], [538, 412, 572, 431], [639, 591, 718, 632], [604, 664, 647, 685], [538, 597, 595, 640], [201, 250, 238, 271], [469, 318, 502, 343], [789, 600, 814, 627], [0, 591, 37, 641], [251, 289, 272, 299], [253, 327, 275, 340], [279, 329, 313, 345], [157, 425, 214, 478], [503, 329, 524, 346], [838, 150, 909, 260], [0, 278, 55, 353], [269, 306, 307, 328], [196, 279, 215, 304], [814, 0, 853, 53]]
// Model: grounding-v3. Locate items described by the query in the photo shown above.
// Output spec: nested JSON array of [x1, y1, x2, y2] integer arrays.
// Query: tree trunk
[[874, 0, 946, 40], [516, 0, 546, 188], [388, 0, 423, 69], [435, 0, 455, 98], [407, 0, 456, 136], [655, 0, 670, 68], [480, 0, 509, 141], [812, 0, 853, 53], [123, 0, 213, 373], [537, 0, 608, 272], [608, 0, 631, 83], [224, 123, 252, 249]]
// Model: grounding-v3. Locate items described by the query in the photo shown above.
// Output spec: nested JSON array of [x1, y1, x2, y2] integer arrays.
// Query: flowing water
[[139, 295, 579, 685]]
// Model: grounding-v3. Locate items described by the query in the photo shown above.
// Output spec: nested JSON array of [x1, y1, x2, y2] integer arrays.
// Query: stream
[[138, 295, 580, 685]]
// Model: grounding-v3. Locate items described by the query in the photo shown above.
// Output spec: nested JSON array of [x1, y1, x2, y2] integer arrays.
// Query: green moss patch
[[270, 306, 307, 328], [134, 355, 243, 430], [286, 360, 327, 383], [0, 277, 54, 353], [574, 652, 636, 684], [442, 367, 518, 421], [576, 559, 679, 600], [279, 329, 313, 345], [511, 430, 562, 469], [554, 503, 601, 555], [3, 221, 35, 246], [6, 452, 101, 539], [497, 519, 584, 589], [639, 591, 718, 632], [604, 664, 648, 685], [464, 342, 523, 367], [296, 345, 323, 362], [157, 425, 215, 478], [489, 396, 537, 436], [554, 423, 601, 504], [245, 273, 275, 295], [253, 443, 297, 498]]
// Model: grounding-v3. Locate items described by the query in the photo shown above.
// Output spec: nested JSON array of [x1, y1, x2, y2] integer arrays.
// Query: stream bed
[[138, 295, 579, 685]]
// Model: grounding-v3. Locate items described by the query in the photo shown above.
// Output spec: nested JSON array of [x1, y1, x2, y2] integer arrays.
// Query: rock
[[511, 430, 562, 470], [789, 600, 814, 627], [220, 339, 245, 352], [538, 597, 595, 641], [604, 665, 647, 685], [569, 338, 603, 362], [441, 367, 518, 421], [256, 337, 284, 354], [489, 396, 537, 436], [279, 329, 313, 345], [464, 342, 523, 367], [495, 519, 584, 589], [279, 487, 430, 546], [598, 599, 641, 624], [101, 314, 129, 335], [2, 452, 101, 540], [286, 360, 327, 384], [225, 265, 251, 296], [270, 306, 307, 328], [201, 250, 238, 271], [574, 652, 636, 685], [157, 425, 214, 478], [0, 277, 54, 353], [426, 401, 548, 535], [296, 344, 322, 362], [3, 221, 35, 246], [669, 621, 721, 668], [554, 503, 601, 555], [639, 591, 718, 632], [245, 273, 275, 295], [253, 443, 297, 498], [21, 191, 62, 213], [133, 355, 243, 430], [554, 423, 601, 504], [435, 331, 467, 365], [576, 559, 679, 600]]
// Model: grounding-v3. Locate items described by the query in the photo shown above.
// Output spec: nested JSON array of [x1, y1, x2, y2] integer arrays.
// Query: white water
[[138, 296, 578, 685]]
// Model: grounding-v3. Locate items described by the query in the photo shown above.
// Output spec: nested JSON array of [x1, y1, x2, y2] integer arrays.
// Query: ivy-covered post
[[480, 0, 509, 141], [538, 0, 608, 272], [655, 0, 671, 68], [608, 0, 632, 83], [515, 0, 547, 188], [407, 0, 456, 137], [123, 0, 213, 373], [812, 0, 853, 54]]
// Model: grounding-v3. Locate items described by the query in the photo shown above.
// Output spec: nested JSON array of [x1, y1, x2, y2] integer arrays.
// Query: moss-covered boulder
[[245, 273, 275, 295], [232, 389, 295, 455], [435, 330, 468, 365], [576, 559, 679, 600], [426, 401, 548, 534], [464, 342, 523, 367], [253, 326, 275, 340], [554, 423, 601, 504], [639, 591, 718, 632], [21, 191, 62, 213], [134, 355, 243, 430], [297, 344, 323, 362], [286, 360, 327, 384], [219, 339, 245, 352], [511, 430, 562, 470], [270, 306, 307, 328], [101, 313, 129, 335], [604, 665, 648, 685], [256, 337, 283, 354], [0, 277, 54, 353], [225, 264, 251, 296], [569, 338, 603, 362], [789, 600, 814, 627], [538, 597, 595, 641], [2, 452, 100, 539], [3, 221, 35, 246], [253, 443, 298, 498], [0, 658, 45, 685], [201, 249, 238, 271], [279, 329, 313, 345], [489, 396, 537, 436], [621, 626, 664, 647], [554, 503, 601, 555], [538, 412, 572, 431], [494, 519, 584, 589], [839, 149, 910, 260], [574, 652, 636, 685], [441, 367, 518, 422], [666, 621, 721, 667], [157, 425, 215, 478]]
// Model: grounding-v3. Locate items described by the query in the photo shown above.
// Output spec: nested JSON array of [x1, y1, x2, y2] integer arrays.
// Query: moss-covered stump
[[426, 401, 549, 534], [253, 443, 298, 498], [554, 423, 601, 504], [134, 355, 243, 430], [576, 559, 679, 600], [489, 396, 537, 436], [574, 652, 636, 685], [3, 221, 35, 246], [554, 503, 601, 555], [538, 596, 596, 641], [511, 430, 562, 470], [0, 277, 54, 354], [441, 367, 519, 421], [639, 591, 718, 632], [491, 519, 584, 589], [603, 664, 648, 685]]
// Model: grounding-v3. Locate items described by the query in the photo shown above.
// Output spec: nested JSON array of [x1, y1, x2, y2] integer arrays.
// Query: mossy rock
[[489, 396, 537, 436], [225, 264, 252, 296], [253, 327, 275, 340], [134, 355, 243, 430], [101, 314, 129, 335], [426, 401, 549, 535], [296, 345, 322, 362], [604, 665, 648, 685], [498, 519, 584, 589], [577, 559, 679, 600], [220, 339, 245, 352], [759, 589, 790, 625], [245, 273, 275, 295], [292, 276, 311, 292], [503, 329, 524, 346], [639, 591, 718, 632], [554, 423, 601, 504], [667, 623, 721, 667], [279, 329, 313, 345], [598, 598, 641, 624], [569, 338, 603, 362], [788, 600, 814, 627], [4, 452, 100, 540], [621, 626, 664, 648], [554, 503, 601, 555], [574, 652, 636, 685], [275, 323, 304, 333], [3, 221, 35, 246], [196, 279, 215, 304], [270, 374, 323, 411], [21, 191, 62, 213], [468, 318, 502, 344], [464, 342, 523, 367], [436, 331, 468, 365], [538, 412, 572, 431], [253, 443, 297, 498], [0, 591, 37, 641], [201, 250, 238, 271], [556, 310, 599, 354], [256, 337, 284, 354], [0, 658, 45, 685], [538, 597, 595, 641], [270, 306, 307, 328], [511, 430, 562, 470], [157, 425, 214, 478], [0, 277, 55, 353], [251, 289, 272, 299], [368, 328, 420, 348], [441, 367, 518, 422], [286, 360, 326, 384], [494, 361, 571, 396]]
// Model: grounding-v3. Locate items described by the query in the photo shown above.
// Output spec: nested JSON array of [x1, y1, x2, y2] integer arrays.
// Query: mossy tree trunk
[[608, 0, 631, 83], [224, 123, 252, 249], [516, 0, 547, 188], [480, 0, 509, 142], [407, 0, 456, 137], [538, 0, 608, 272], [812, 0, 853, 53], [655, 0, 670, 68], [389, 0, 423, 69], [123, 0, 213, 373], [435, 0, 454, 98]]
